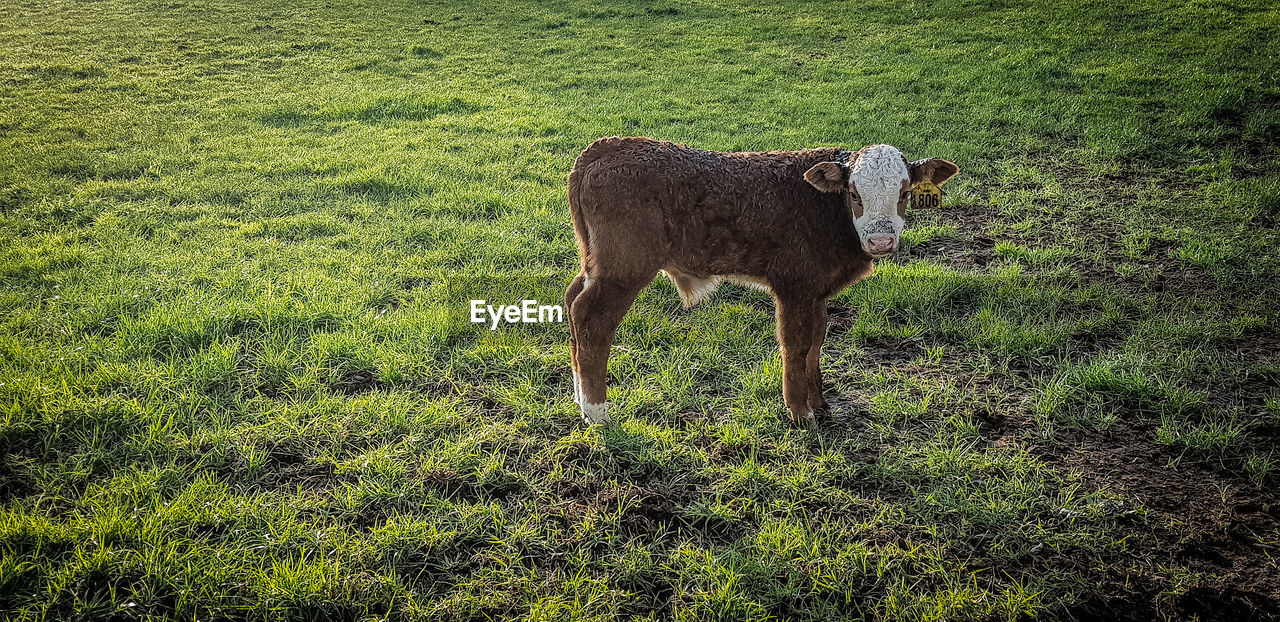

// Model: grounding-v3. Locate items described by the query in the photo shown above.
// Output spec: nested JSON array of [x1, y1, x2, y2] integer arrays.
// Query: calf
[[564, 137, 958, 428]]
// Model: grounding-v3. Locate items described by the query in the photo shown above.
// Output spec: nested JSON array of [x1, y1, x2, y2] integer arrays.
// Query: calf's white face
[[847, 145, 911, 258], [803, 144, 960, 259]]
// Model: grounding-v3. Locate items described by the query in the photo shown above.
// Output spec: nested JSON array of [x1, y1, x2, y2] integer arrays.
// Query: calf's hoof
[[581, 402, 611, 426], [800, 412, 818, 430], [791, 410, 818, 430]]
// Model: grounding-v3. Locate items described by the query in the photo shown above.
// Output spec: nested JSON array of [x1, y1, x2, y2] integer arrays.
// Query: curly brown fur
[[564, 136, 957, 428]]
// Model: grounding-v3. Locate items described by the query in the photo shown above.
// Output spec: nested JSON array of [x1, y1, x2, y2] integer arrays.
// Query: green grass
[[2, 0, 1279, 619]]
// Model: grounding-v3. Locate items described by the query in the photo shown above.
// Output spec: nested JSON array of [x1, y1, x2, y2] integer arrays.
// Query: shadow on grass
[[257, 95, 483, 128]]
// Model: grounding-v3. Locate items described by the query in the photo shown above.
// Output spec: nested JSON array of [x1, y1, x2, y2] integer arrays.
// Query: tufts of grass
[[1, 0, 1278, 619]]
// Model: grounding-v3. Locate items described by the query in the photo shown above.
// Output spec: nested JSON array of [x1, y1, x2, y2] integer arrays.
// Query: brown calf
[[564, 137, 958, 428]]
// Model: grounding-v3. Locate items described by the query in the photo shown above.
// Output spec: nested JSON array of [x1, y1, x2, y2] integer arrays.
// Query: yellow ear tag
[[911, 181, 941, 209]]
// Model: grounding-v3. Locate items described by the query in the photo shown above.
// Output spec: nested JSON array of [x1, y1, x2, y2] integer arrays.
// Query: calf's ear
[[909, 158, 960, 187], [804, 162, 847, 193]]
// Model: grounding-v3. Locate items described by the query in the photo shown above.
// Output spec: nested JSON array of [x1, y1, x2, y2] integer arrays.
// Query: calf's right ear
[[909, 158, 960, 187], [804, 162, 846, 193]]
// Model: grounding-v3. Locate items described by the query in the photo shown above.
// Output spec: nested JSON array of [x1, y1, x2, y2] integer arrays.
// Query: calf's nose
[[867, 235, 897, 253]]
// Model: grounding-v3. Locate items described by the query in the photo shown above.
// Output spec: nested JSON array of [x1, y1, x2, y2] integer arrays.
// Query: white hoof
[[581, 402, 611, 425], [799, 411, 817, 430]]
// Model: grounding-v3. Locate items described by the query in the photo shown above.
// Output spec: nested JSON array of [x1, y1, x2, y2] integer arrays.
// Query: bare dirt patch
[[904, 233, 997, 270], [544, 479, 746, 546], [1041, 422, 1280, 621], [909, 176, 1234, 305]]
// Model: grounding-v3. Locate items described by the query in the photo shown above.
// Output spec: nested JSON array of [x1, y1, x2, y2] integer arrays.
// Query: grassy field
[[2, 0, 1279, 619]]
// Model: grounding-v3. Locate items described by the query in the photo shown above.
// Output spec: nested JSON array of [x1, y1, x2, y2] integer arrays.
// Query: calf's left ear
[[909, 158, 960, 187], [804, 162, 847, 193]]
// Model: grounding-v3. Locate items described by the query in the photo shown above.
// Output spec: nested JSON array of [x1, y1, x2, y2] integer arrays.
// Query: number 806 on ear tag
[[911, 181, 941, 209]]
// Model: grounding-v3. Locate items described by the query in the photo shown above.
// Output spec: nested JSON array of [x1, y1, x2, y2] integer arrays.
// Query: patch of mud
[[903, 233, 997, 270], [328, 369, 385, 395], [544, 481, 746, 546], [190, 440, 337, 494], [906, 173, 1233, 306], [262, 444, 335, 490], [419, 468, 523, 502], [855, 335, 927, 366], [1045, 422, 1280, 620]]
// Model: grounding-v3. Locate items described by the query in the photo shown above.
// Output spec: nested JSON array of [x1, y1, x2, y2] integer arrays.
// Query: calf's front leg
[[806, 302, 829, 414], [776, 297, 821, 429]]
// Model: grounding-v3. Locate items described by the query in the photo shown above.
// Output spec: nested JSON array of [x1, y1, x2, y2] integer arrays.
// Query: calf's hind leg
[[565, 272, 587, 404], [570, 274, 651, 424]]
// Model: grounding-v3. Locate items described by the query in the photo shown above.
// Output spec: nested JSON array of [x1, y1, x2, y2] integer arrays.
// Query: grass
[[1, 0, 1279, 619]]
